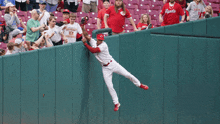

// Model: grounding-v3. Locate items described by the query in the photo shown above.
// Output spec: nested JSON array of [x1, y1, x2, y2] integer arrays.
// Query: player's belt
[[103, 60, 112, 66]]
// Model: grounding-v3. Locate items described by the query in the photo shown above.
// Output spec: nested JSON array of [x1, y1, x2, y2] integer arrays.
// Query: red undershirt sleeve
[[84, 43, 101, 53]]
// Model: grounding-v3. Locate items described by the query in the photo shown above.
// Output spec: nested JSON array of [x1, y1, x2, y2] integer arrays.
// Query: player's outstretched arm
[[82, 38, 101, 53], [81, 26, 91, 42]]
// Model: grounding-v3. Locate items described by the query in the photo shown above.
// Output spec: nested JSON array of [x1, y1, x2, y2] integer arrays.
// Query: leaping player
[[81, 26, 149, 111]]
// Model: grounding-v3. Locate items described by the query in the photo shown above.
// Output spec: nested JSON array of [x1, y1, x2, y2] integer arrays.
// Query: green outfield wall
[[0, 17, 220, 124]]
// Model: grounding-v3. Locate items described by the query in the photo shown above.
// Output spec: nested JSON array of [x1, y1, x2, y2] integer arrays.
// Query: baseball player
[[81, 26, 149, 111]]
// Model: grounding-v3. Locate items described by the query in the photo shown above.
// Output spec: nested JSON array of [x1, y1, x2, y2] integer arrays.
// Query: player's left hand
[[82, 38, 87, 43]]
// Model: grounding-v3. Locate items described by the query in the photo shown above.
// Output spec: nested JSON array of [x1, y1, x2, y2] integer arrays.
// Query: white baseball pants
[[102, 59, 141, 105]]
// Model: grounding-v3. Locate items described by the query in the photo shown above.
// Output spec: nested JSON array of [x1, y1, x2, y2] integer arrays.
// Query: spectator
[[62, 13, 82, 44], [38, 1, 50, 25], [204, 5, 213, 18], [9, 28, 26, 43], [159, 0, 185, 26], [26, 9, 47, 49], [164, 0, 186, 9], [82, 0, 98, 13], [0, 22, 8, 43], [104, 0, 138, 35], [97, 0, 110, 29], [4, 2, 20, 41], [66, 0, 80, 12], [0, 0, 15, 7], [5, 42, 15, 55], [137, 14, 154, 31], [14, 36, 27, 53], [27, 0, 40, 10], [46, 16, 67, 46], [186, 0, 205, 21], [63, 9, 70, 23], [186, 0, 205, 8], [46, 0, 58, 12], [0, 48, 6, 56], [165, 0, 186, 21], [31, 32, 53, 49], [15, 0, 28, 11], [57, 0, 64, 12]]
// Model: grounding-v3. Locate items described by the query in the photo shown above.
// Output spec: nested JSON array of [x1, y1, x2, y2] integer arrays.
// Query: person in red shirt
[[62, 9, 70, 24], [104, 0, 137, 35], [57, 0, 64, 12], [97, 0, 110, 29], [164, 0, 186, 9], [159, 0, 185, 26], [137, 14, 154, 30]]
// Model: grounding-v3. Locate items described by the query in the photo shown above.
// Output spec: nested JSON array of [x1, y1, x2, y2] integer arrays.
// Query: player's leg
[[113, 61, 149, 90], [102, 67, 119, 104]]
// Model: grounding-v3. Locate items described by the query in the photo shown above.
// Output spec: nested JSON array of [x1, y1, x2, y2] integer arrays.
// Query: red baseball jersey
[[105, 6, 132, 33], [97, 8, 108, 29], [137, 22, 154, 30], [160, 3, 184, 26]]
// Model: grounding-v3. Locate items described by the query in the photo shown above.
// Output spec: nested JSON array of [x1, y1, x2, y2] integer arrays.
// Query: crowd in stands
[[0, 0, 219, 56]]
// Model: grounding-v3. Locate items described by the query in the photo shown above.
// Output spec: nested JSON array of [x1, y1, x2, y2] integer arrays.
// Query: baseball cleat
[[140, 84, 149, 90], [114, 103, 120, 111]]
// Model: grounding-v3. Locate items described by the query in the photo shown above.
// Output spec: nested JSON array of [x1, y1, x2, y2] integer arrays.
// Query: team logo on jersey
[[120, 11, 125, 16], [165, 9, 176, 14]]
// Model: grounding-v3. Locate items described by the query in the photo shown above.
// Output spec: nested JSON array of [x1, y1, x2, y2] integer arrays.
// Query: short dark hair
[[7, 42, 14, 50]]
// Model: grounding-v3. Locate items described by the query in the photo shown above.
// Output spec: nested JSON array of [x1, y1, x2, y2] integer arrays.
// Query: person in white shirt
[[5, 42, 15, 55], [38, 1, 50, 25], [47, 16, 67, 46], [82, 0, 98, 13], [15, 0, 28, 11], [81, 26, 149, 112], [62, 13, 82, 44]]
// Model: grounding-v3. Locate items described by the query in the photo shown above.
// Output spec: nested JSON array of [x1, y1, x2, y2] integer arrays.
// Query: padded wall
[[20, 50, 39, 124], [3, 54, 21, 124], [151, 16, 220, 38]]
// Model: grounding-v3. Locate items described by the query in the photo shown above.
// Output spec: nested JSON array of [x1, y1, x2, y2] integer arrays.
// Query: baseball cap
[[15, 38, 23, 44], [0, 22, 4, 26], [12, 29, 24, 37], [18, 27, 24, 31], [6, 2, 15, 7], [39, 0, 46, 4], [97, 34, 105, 41], [63, 9, 70, 13]]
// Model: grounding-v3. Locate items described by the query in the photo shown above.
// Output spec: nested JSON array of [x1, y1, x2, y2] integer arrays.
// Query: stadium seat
[[139, 0, 149, 5], [90, 12, 98, 18]]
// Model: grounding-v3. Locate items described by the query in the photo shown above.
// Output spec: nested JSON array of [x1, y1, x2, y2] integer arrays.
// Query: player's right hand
[[105, 25, 109, 28]]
